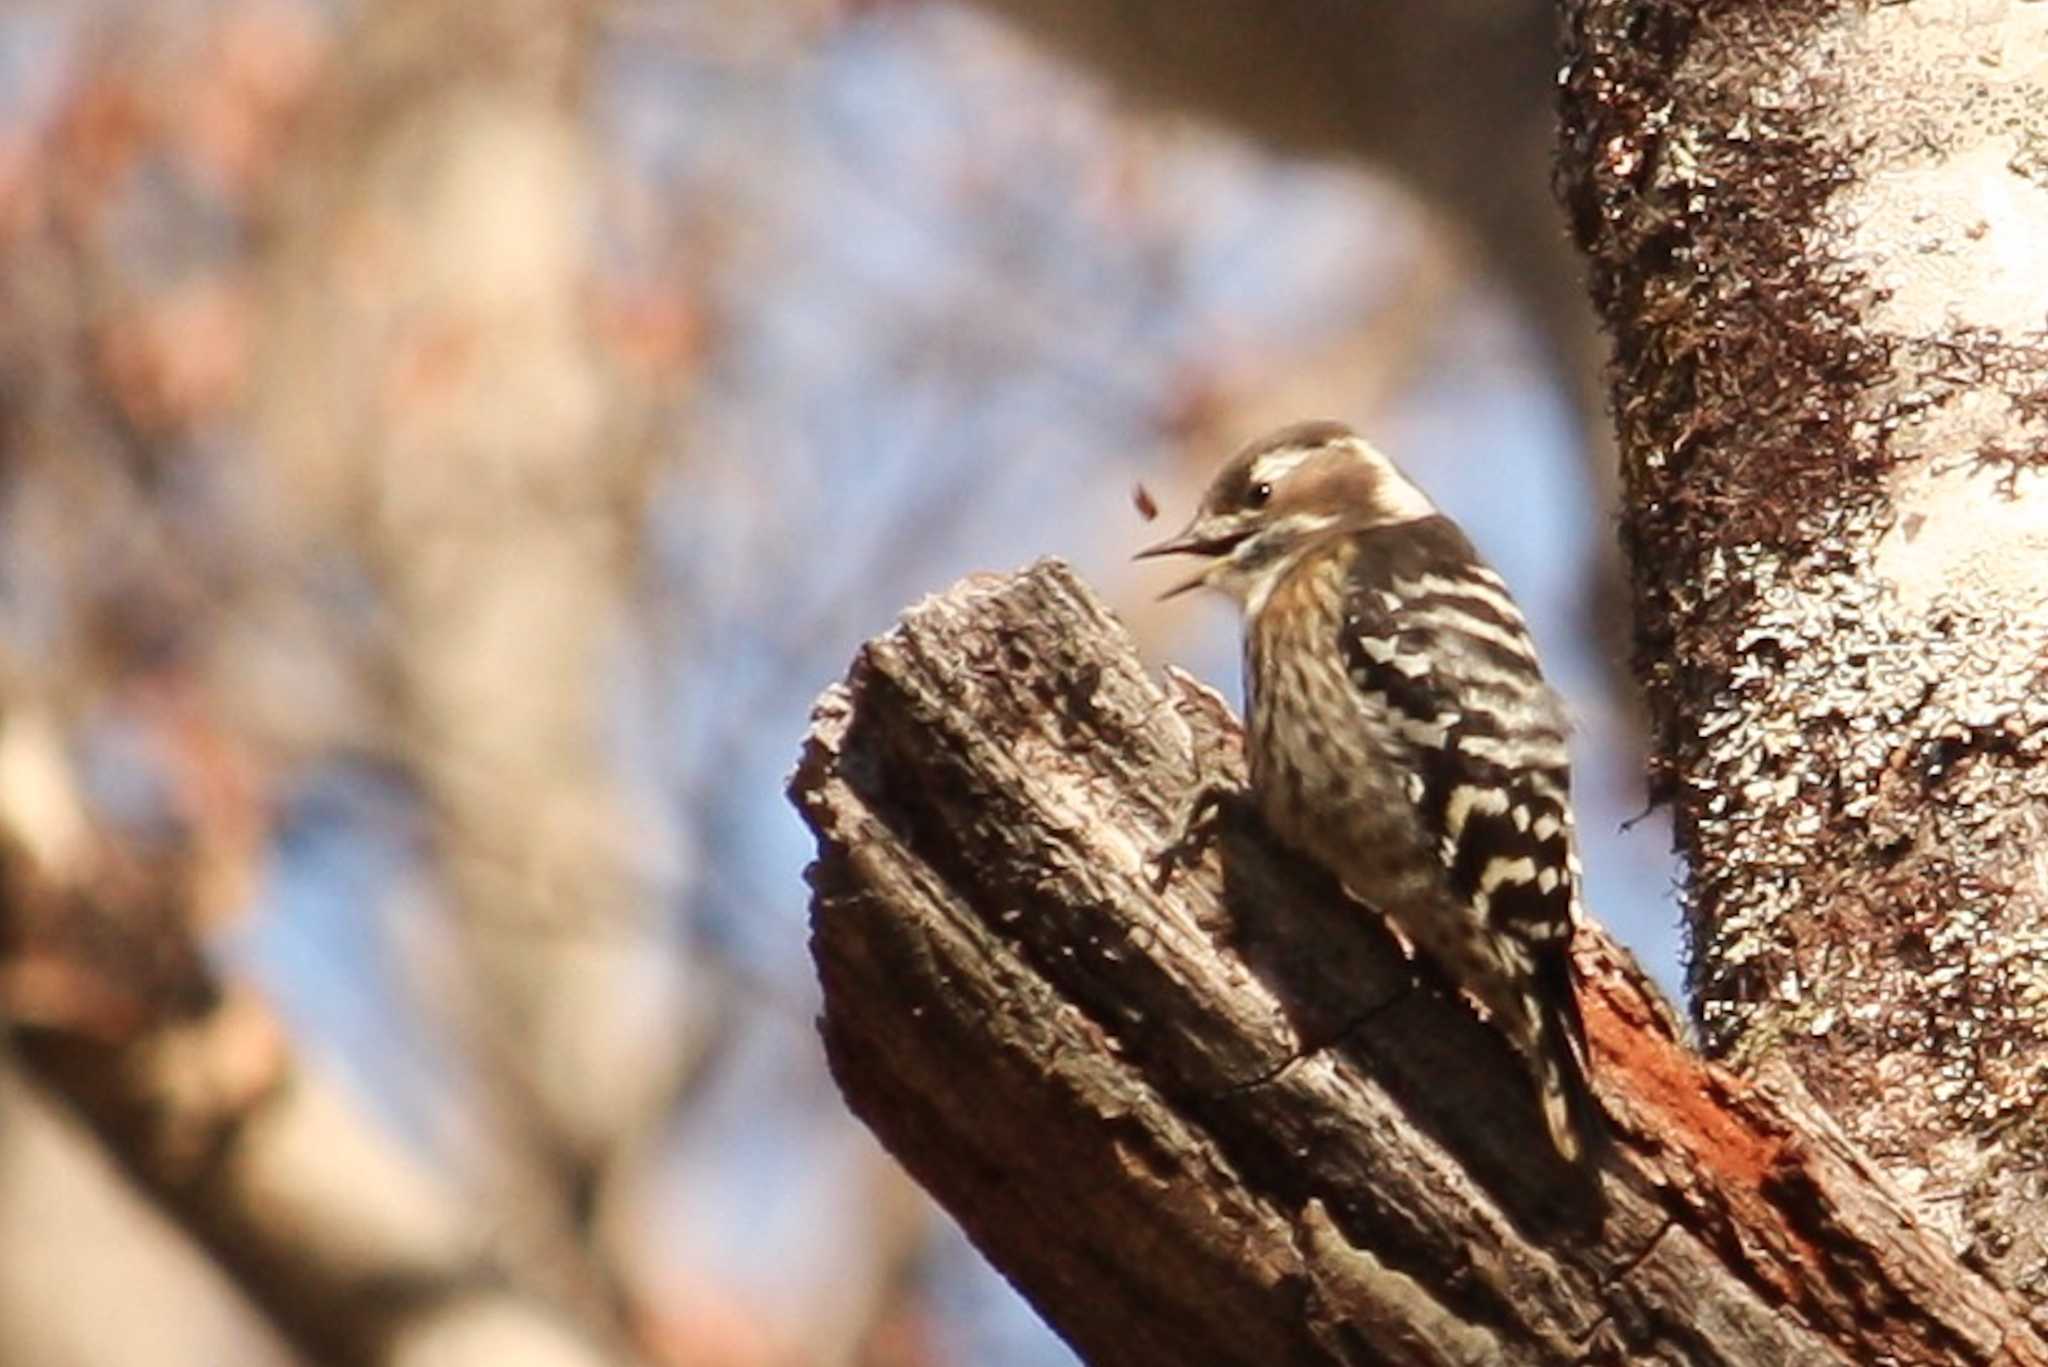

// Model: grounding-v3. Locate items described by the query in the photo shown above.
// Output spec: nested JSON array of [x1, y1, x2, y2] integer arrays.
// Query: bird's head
[[1136, 420, 1435, 605]]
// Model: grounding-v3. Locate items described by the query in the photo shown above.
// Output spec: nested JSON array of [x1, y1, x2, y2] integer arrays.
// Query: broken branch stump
[[790, 560, 2043, 1366]]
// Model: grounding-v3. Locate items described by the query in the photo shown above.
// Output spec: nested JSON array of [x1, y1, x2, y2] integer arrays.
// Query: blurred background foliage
[[0, 1, 1677, 1363]]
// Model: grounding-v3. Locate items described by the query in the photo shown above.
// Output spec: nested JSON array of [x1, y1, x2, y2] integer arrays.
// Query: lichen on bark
[[1560, 0, 2048, 1297]]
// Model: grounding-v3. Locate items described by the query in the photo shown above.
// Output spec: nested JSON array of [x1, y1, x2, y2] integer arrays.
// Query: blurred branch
[[791, 561, 2045, 1365], [0, 703, 627, 1367], [250, 0, 708, 1334], [951, 0, 1595, 395]]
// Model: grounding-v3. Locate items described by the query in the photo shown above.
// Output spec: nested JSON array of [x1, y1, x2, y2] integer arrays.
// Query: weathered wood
[[791, 560, 2048, 1366]]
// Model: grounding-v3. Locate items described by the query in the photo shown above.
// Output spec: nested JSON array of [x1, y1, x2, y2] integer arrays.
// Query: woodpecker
[[1138, 419, 1597, 1163]]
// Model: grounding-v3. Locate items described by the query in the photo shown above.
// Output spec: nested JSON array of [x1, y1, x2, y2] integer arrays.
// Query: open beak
[[1134, 517, 1243, 600]]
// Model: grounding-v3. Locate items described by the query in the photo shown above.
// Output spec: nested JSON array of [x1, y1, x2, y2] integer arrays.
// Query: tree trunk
[[1559, 0, 2048, 1298], [790, 561, 2046, 1365], [250, 0, 693, 1320]]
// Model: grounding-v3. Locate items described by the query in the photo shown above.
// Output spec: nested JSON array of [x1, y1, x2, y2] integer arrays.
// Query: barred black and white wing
[[1338, 516, 1596, 1161]]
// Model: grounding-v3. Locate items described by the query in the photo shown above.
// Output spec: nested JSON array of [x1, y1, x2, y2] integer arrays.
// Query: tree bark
[[1558, 0, 2048, 1298], [791, 560, 2046, 1366]]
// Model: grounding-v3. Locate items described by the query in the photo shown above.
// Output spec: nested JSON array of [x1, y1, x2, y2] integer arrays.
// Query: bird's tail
[[1520, 973, 1602, 1166]]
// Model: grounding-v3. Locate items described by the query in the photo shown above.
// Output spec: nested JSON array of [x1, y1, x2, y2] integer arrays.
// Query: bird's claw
[[1148, 783, 1241, 891]]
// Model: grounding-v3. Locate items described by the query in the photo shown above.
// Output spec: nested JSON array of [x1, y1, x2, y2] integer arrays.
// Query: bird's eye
[[1247, 481, 1273, 508]]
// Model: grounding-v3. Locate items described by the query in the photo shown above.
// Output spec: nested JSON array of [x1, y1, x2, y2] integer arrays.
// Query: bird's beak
[[1134, 515, 1242, 600]]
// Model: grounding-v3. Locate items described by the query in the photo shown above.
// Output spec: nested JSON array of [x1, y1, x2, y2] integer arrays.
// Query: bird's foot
[[1149, 783, 1244, 891]]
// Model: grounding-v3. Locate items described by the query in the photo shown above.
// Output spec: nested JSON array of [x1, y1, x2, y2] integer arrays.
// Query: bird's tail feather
[[1531, 991, 1602, 1165]]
